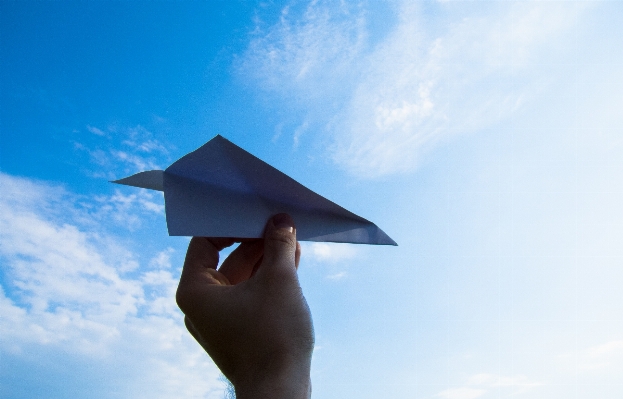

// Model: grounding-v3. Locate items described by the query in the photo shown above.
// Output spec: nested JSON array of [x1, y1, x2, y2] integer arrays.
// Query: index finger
[[177, 237, 234, 315], [218, 239, 264, 284], [179, 237, 234, 282]]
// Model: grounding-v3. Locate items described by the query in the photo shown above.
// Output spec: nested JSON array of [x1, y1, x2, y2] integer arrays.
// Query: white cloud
[[241, 0, 367, 101], [467, 373, 543, 392], [560, 340, 623, 372], [301, 242, 359, 281], [435, 387, 486, 399], [75, 124, 169, 180], [435, 373, 542, 399], [122, 125, 169, 154], [293, 119, 310, 148], [242, 1, 589, 178], [588, 340, 623, 358], [149, 248, 175, 269], [112, 149, 159, 171], [87, 124, 107, 136], [326, 271, 347, 281], [305, 242, 358, 263], [0, 173, 224, 398], [87, 189, 164, 231]]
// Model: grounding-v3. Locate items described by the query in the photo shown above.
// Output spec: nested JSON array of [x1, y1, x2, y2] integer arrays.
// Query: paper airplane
[[112, 135, 396, 245]]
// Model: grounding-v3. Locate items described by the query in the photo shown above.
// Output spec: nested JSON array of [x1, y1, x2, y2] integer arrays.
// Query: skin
[[176, 213, 314, 399]]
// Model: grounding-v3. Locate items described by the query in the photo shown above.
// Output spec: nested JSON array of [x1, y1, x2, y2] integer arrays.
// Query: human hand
[[176, 213, 314, 399]]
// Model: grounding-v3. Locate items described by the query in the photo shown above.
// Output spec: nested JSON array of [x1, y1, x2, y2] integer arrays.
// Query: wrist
[[233, 355, 311, 399]]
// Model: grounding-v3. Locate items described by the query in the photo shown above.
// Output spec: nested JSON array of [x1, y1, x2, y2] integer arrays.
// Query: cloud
[[435, 373, 542, 399], [87, 124, 107, 136], [435, 387, 486, 399], [326, 271, 347, 281], [149, 248, 175, 269], [0, 172, 224, 398], [241, 0, 367, 101], [588, 340, 623, 357], [112, 149, 159, 171], [466, 373, 543, 392], [301, 242, 359, 281], [75, 124, 170, 180], [561, 340, 623, 372], [304, 242, 358, 263], [241, 1, 588, 178], [75, 188, 164, 231], [122, 125, 169, 154]]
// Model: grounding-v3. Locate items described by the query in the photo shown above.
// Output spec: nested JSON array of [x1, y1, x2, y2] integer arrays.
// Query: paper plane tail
[[111, 170, 164, 191]]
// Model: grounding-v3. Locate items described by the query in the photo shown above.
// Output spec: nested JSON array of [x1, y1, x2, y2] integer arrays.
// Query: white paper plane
[[112, 135, 396, 245]]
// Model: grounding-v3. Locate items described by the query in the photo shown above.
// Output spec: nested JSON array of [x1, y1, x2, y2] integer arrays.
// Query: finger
[[206, 237, 236, 251], [181, 237, 221, 279], [180, 238, 234, 281], [217, 239, 264, 284], [177, 237, 228, 313], [295, 241, 301, 270], [255, 213, 298, 282], [250, 255, 263, 277]]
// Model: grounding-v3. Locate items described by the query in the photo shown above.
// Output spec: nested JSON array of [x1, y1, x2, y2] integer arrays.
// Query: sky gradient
[[1, 1, 622, 398]]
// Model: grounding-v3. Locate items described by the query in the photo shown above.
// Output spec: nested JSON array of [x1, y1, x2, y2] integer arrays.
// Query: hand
[[176, 213, 314, 399]]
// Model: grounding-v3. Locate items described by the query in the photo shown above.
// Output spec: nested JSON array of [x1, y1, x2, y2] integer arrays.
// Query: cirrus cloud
[[241, 0, 589, 178]]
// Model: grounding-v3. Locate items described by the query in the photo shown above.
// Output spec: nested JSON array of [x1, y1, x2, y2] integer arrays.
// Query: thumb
[[255, 213, 298, 282]]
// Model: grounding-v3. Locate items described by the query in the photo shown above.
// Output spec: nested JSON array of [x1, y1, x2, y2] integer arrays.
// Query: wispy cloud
[[301, 242, 359, 281], [90, 189, 164, 230], [435, 373, 542, 399], [560, 340, 623, 372], [467, 373, 543, 392], [587, 340, 623, 358], [435, 387, 486, 399], [241, 1, 367, 101], [149, 247, 176, 269], [87, 124, 107, 137], [242, 1, 588, 178], [74, 124, 170, 180], [0, 173, 224, 397], [326, 271, 347, 281], [122, 125, 169, 154]]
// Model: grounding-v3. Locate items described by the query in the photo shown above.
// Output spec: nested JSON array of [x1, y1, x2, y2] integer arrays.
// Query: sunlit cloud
[[241, 1, 366, 101], [559, 340, 623, 373], [304, 242, 358, 263], [326, 271, 347, 281], [435, 387, 486, 399], [242, 1, 589, 178], [435, 373, 542, 399]]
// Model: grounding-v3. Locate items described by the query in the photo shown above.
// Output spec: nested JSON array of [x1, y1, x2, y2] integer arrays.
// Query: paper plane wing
[[113, 135, 396, 245]]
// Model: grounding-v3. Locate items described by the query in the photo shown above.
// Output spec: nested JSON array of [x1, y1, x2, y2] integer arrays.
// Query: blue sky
[[1, 1, 622, 398]]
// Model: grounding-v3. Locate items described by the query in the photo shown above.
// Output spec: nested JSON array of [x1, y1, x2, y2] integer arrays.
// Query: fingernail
[[272, 213, 295, 233]]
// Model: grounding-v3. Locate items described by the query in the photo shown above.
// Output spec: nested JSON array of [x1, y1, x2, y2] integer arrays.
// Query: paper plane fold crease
[[112, 135, 397, 245]]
